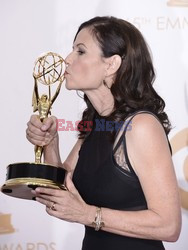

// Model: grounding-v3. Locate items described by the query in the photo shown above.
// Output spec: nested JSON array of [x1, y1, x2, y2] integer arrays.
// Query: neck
[[84, 86, 114, 116]]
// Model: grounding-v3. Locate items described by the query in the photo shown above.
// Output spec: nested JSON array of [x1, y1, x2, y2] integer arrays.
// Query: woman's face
[[65, 28, 107, 91]]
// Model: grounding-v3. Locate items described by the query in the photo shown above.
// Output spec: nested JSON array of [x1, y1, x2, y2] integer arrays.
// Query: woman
[[27, 16, 181, 250]]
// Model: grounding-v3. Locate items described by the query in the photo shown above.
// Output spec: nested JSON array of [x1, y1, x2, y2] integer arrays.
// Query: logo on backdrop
[[167, 0, 188, 7], [0, 213, 15, 234], [170, 128, 188, 210]]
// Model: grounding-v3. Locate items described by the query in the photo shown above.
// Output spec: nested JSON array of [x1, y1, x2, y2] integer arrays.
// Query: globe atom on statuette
[[1, 52, 67, 200]]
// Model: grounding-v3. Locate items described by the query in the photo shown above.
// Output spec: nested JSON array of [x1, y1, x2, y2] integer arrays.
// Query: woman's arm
[[26, 115, 83, 172], [43, 128, 83, 172], [62, 139, 83, 172], [85, 114, 181, 242]]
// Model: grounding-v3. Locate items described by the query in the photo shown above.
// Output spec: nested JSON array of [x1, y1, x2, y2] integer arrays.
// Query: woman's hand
[[32, 172, 93, 225], [26, 115, 57, 147]]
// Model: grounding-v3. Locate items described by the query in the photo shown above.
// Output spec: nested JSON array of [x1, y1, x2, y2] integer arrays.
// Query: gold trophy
[[1, 52, 67, 200], [167, 0, 188, 6]]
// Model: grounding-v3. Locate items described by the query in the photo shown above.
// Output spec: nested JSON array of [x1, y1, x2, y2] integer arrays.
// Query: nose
[[65, 52, 73, 66]]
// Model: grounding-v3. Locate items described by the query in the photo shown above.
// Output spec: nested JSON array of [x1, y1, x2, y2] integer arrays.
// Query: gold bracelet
[[92, 207, 105, 231]]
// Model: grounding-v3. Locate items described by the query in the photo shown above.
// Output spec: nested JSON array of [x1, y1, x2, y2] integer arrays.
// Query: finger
[[27, 122, 47, 136], [29, 115, 43, 129], [26, 131, 46, 146], [35, 193, 59, 204], [26, 127, 46, 141], [35, 196, 50, 206], [46, 206, 63, 219], [41, 117, 56, 132], [36, 197, 62, 217], [31, 189, 56, 204], [46, 207, 73, 222], [35, 187, 65, 197], [35, 197, 59, 212]]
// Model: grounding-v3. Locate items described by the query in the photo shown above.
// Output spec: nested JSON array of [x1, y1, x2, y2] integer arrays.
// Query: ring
[[50, 202, 56, 211]]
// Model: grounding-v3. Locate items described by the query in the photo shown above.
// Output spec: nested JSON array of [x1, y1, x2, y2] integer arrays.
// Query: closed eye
[[77, 49, 85, 55], [72, 43, 86, 55]]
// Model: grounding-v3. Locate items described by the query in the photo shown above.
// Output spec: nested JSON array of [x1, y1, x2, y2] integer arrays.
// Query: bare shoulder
[[129, 113, 165, 135], [126, 113, 171, 175], [127, 112, 169, 149]]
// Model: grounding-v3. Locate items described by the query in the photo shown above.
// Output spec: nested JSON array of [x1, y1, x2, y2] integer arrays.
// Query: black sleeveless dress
[[73, 112, 165, 250]]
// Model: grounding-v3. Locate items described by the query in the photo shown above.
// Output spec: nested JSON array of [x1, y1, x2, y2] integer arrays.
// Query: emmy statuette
[[1, 52, 67, 200]]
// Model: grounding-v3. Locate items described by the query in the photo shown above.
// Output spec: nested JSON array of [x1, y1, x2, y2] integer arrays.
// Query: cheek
[[66, 61, 104, 90], [75, 62, 90, 76], [71, 62, 88, 81], [80, 62, 104, 83]]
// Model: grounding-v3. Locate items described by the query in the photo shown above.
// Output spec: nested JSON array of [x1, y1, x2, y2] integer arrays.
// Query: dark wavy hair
[[74, 16, 171, 139]]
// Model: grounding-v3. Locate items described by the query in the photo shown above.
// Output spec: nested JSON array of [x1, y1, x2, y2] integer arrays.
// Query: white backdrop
[[0, 0, 188, 249]]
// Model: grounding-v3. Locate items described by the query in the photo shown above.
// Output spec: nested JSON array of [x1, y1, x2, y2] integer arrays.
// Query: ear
[[104, 54, 122, 77]]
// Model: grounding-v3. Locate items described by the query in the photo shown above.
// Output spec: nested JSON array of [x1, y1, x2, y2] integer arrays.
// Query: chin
[[65, 80, 73, 90], [65, 82, 78, 91], [65, 84, 73, 90]]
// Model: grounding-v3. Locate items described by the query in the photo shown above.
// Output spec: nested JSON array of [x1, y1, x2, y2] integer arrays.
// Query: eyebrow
[[73, 43, 87, 49]]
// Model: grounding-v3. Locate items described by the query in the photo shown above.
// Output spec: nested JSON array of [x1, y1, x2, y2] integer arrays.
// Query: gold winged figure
[[32, 52, 65, 162]]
